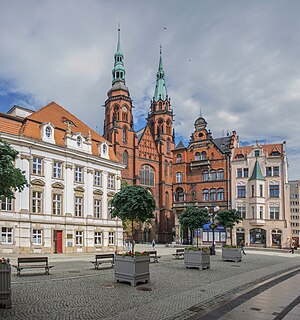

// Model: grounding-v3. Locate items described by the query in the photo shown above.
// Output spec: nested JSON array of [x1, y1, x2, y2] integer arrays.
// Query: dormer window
[[103, 144, 107, 154], [76, 136, 82, 147], [45, 126, 52, 138], [254, 150, 260, 157]]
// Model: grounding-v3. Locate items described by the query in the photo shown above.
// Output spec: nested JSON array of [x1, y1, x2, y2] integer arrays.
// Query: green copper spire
[[112, 27, 126, 84], [153, 46, 167, 102], [249, 159, 266, 181]]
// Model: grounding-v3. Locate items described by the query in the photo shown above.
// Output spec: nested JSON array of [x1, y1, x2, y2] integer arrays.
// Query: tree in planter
[[179, 206, 210, 248], [217, 209, 243, 246], [111, 185, 156, 254], [0, 139, 28, 199]]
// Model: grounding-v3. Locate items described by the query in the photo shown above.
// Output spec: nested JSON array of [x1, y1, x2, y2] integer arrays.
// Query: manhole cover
[[67, 270, 81, 273], [230, 265, 241, 267], [250, 307, 262, 311], [103, 283, 116, 288], [136, 287, 152, 291]]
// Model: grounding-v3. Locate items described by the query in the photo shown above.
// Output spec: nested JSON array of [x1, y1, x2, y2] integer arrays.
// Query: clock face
[[122, 106, 127, 112]]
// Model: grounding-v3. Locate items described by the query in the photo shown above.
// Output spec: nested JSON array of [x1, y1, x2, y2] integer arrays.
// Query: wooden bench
[[146, 250, 161, 263], [90, 254, 115, 269], [12, 257, 54, 276], [173, 248, 185, 259]]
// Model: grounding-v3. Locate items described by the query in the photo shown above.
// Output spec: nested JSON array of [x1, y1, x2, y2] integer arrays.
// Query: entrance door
[[54, 230, 63, 254]]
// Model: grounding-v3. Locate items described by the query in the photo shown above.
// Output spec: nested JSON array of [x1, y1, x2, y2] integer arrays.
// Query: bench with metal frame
[[173, 248, 185, 259], [12, 257, 54, 276], [145, 250, 161, 263], [90, 254, 115, 269]]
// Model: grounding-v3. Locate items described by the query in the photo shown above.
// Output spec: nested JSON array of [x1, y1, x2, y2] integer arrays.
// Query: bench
[[91, 254, 115, 269], [12, 257, 54, 276], [173, 249, 185, 259], [146, 250, 161, 263]]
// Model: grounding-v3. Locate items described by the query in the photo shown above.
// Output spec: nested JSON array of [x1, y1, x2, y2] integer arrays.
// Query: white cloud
[[0, 0, 300, 178]]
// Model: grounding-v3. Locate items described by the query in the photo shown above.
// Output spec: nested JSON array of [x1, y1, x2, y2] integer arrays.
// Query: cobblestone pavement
[[1, 245, 300, 320]]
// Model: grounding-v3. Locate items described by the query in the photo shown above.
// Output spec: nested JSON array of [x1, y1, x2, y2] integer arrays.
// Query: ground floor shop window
[[249, 228, 266, 245], [271, 229, 282, 246]]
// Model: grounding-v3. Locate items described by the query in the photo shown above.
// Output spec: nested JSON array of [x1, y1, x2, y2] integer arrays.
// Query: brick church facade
[[103, 30, 174, 243]]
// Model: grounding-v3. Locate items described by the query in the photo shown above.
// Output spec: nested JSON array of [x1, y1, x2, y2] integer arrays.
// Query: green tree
[[111, 185, 156, 253], [0, 139, 28, 199], [217, 209, 243, 246], [179, 206, 210, 247]]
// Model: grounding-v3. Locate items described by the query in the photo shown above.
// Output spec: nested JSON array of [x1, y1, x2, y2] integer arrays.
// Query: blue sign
[[194, 228, 201, 236], [203, 222, 225, 231]]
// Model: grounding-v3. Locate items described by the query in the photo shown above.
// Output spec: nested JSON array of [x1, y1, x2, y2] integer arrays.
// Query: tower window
[[123, 126, 127, 143], [122, 151, 128, 168]]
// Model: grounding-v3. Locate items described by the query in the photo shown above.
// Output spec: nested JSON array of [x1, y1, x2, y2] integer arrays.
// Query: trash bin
[[0, 258, 12, 309]]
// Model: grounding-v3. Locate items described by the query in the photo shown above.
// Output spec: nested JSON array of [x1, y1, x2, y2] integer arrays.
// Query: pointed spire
[[112, 26, 126, 85], [249, 159, 266, 181], [153, 45, 167, 102]]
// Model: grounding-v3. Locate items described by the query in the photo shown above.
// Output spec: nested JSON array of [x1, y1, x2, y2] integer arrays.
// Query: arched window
[[201, 151, 207, 160], [210, 170, 217, 181], [45, 126, 52, 138], [157, 119, 164, 136], [159, 102, 163, 110], [169, 162, 173, 176], [122, 106, 128, 122], [164, 160, 168, 176], [217, 188, 224, 201], [166, 138, 170, 154], [113, 105, 120, 120], [210, 188, 216, 201], [195, 152, 201, 160], [176, 172, 183, 183], [175, 187, 184, 202], [102, 144, 107, 155], [166, 120, 171, 135], [217, 169, 224, 180], [139, 165, 155, 186], [122, 126, 127, 143], [122, 151, 128, 168], [76, 136, 82, 147], [176, 154, 182, 163], [203, 189, 209, 201], [203, 170, 209, 181], [165, 191, 169, 209]]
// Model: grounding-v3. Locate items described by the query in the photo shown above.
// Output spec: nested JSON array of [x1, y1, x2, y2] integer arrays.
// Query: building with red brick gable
[[103, 30, 174, 243], [172, 116, 237, 244]]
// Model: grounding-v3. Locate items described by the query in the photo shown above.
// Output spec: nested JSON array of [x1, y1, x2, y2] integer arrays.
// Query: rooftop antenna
[[199, 106, 202, 118]]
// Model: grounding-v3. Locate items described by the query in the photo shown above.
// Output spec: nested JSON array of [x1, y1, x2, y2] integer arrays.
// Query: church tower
[[147, 47, 175, 242], [103, 28, 135, 182]]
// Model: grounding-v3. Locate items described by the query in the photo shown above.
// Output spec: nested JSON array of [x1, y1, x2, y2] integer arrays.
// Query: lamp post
[[205, 204, 220, 255]]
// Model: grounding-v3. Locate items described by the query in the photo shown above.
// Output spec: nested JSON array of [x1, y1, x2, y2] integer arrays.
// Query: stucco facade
[[0, 103, 124, 254]]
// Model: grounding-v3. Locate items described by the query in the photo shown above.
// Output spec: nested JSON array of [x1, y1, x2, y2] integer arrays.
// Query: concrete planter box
[[222, 247, 242, 262], [184, 250, 210, 270], [114, 255, 150, 286], [0, 259, 12, 308]]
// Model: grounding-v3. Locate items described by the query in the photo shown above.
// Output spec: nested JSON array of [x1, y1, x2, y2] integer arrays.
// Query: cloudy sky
[[0, 0, 299, 179]]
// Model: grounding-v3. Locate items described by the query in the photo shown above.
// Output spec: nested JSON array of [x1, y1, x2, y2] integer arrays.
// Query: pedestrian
[[290, 239, 295, 254], [152, 239, 156, 249], [240, 240, 246, 255]]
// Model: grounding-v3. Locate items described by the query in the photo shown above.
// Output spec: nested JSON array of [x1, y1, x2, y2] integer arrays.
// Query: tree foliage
[[111, 185, 156, 252], [217, 209, 243, 245], [0, 139, 28, 199], [179, 206, 210, 247]]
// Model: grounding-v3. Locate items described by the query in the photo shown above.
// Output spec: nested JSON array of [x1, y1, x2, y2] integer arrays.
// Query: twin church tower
[[103, 29, 174, 243]]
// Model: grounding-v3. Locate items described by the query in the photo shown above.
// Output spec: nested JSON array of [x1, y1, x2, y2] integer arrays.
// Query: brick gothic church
[[103, 29, 175, 243]]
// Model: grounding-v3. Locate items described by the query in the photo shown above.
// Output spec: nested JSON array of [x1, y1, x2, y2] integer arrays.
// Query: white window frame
[[108, 232, 114, 246], [32, 157, 42, 175], [176, 172, 183, 183], [108, 174, 115, 189], [94, 232, 102, 245], [53, 194, 62, 215], [75, 231, 83, 245], [94, 199, 101, 218], [94, 171, 102, 186], [53, 161, 63, 179], [75, 196, 83, 217], [1, 227, 13, 244], [33, 229, 42, 245], [75, 166, 83, 183], [32, 191, 42, 213], [0, 197, 12, 211]]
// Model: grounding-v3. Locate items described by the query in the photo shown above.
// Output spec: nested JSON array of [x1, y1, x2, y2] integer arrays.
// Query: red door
[[56, 230, 63, 254]]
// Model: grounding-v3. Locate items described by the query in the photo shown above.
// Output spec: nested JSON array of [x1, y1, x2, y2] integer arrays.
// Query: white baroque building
[[0, 102, 124, 254], [231, 141, 290, 248]]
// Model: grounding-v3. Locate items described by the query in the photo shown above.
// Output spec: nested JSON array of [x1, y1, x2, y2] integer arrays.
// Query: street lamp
[[205, 204, 220, 255]]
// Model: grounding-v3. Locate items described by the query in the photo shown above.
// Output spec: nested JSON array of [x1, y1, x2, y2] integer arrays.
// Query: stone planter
[[0, 259, 12, 308], [114, 255, 150, 286], [222, 247, 242, 262], [184, 250, 210, 270]]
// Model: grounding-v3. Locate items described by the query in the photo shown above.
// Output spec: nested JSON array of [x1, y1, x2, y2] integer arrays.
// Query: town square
[[1, 0, 300, 319]]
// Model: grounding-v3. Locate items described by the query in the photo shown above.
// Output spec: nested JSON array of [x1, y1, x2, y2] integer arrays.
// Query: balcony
[[190, 159, 210, 170], [249, 219, 266, 226]]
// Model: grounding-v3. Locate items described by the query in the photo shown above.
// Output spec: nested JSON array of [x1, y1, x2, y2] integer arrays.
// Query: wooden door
[[56, 230, 63, 254]]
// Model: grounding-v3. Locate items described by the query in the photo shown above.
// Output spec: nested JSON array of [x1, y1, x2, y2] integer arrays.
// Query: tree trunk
[[131, 219, 134, 254], [230, 227, 233, 246]]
